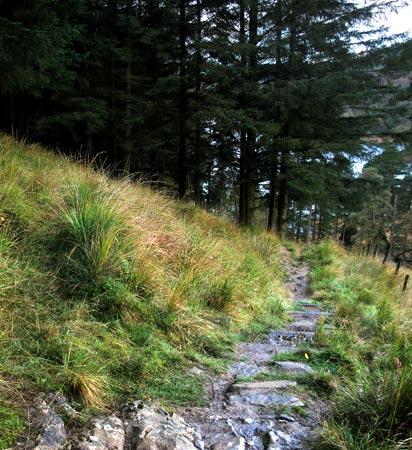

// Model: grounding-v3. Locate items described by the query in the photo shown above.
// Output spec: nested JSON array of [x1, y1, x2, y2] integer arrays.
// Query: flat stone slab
[[268, 330, 314, 346], [288, 320, 315, 332], [229, 393, 304, 407], [228, 362, 269, 379], [290, 310, 334, 316], [231, 380, 297, 394], [273, 361, 314, 374]]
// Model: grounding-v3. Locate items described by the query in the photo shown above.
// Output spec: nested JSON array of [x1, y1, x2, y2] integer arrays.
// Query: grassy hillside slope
[[0, 135, 288, 447]]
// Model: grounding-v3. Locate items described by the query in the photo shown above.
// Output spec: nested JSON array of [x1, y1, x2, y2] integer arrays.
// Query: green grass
[[0, 402, 24, 449], [0, 135, 289, 441], [303, 241, 412, 449]]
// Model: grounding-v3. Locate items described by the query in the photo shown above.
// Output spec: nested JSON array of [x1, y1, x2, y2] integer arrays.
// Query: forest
[[1, 0, 411, 257]]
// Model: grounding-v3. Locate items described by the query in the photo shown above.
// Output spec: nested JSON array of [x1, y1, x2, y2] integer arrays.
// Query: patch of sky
[[351, 144, 385, 176]]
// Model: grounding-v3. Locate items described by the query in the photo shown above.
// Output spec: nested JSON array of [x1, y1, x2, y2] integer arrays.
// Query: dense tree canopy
[[0, 0, 411, 255]]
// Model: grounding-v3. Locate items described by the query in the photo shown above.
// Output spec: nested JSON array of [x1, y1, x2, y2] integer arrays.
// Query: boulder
[[75, 415, 125, 450], [123, 402, 203, 450], [274, 361, 314, 374], [210, 436, 246, 450], [32, 399, 67, 450], [228, 362, 269, 380]]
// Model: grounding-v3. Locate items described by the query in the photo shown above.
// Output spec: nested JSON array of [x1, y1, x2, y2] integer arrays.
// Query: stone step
[[268, 330, 314, 346], [228, 393, 304, 408], [229, 362, 270, 379], [273, 361, 314, 375], [288, 320, 315, 332], [231, 380, 297, 395], [290, 310, 334, 316], [288, 319, 334, 332]]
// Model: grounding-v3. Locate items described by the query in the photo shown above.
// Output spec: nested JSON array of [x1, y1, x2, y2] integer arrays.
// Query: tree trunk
[[244, 0, 258, 225], [193, 0, 202, 205], [245, 130, 256, 225], [239, 129, 247, 225], [267, 146, 279, 231], [123, 0, 133, 174], [333, 210, 339, 240], [276, 151, 288, 237], [238, 0, 247, 225], [389, 189, 398, 258], [306, 205, 312, 243], [178, 0, 188, 199], [108, 0, 119, 166]]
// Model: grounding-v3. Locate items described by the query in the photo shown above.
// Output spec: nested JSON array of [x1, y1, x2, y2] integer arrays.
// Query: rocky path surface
[[21, 250, 333, 450], [175, 251, 333, 450]]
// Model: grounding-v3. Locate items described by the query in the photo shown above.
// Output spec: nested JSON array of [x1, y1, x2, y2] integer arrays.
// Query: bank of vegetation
[[1, 136, 412, 450], [302, 242, 412, 449], [0, 135, 288, 448]]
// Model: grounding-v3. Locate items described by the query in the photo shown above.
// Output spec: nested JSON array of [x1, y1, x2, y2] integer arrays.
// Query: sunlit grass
[[304, 241, 412, 449], [0, 134, 288, 433]]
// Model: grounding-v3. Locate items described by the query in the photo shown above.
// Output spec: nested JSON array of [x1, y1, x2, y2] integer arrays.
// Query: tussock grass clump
[[0, 135, 288, 432], [304, 241, 412, 449]]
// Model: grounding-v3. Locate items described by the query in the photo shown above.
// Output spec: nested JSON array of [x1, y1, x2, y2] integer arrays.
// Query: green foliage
[[297, 371, 336, 396], [305, 242, 412, 449], [0, 399, 24, 450], [322, 367, 412, 448], [52, 182, 129, 291], [207, 278, 235, 311], [1, 0, 409, 235], [302, 241, 335, 266]]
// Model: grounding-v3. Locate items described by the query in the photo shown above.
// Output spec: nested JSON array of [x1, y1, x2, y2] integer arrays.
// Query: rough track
[[20, 249, 333, 450], [177, 249, 333, 449]]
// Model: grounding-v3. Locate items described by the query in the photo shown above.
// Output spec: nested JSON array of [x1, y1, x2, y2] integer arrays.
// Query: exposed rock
[[230, 380, 297, 394], [228, 393, 304, 407], [290, 310, 334, 317], [210, 436, 246, 450], [228, 362, 269, 379], [274, 361, 314, 374], [32, 399, 67, 450], [289, 320, 315, 332], [268, 331, 314, 346], [276, 413, 295, 422], [266, 429, 306, 450], [123, 402, 203, 450], [267, 430, 281, 450], [274, 430, 294, 445], [47, 392, 78, 418], [236, 343, 276, 364], [75, 415, 125, 450], [231, 420, 272, 441]]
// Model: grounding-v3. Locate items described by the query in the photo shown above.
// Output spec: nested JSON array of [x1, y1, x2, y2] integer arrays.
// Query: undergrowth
[[303, 241, 412, 449], [0, 135, 288, 445]]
